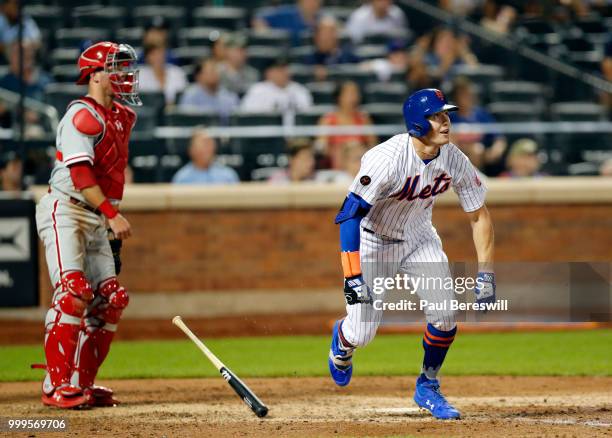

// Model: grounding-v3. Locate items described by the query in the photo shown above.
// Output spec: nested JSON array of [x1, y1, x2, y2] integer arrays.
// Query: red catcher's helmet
[[76, 41, 142, 106]]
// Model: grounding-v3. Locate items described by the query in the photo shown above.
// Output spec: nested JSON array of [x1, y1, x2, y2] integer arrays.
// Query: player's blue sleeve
[[335, 192, 372, 252]]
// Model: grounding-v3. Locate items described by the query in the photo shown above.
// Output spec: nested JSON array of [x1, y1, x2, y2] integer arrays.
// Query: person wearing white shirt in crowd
[[366, 39, 409, 82], [172, 129, 240, 185], [345, 0, 409, 44], [0, 0, 40, 53], [240, 57, 312, 125], [179, 58, 240, 123], [138, 43, 187, 105]]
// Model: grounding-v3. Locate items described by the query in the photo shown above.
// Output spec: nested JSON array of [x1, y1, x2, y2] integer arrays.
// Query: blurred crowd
[[0, 0, 610, 191]]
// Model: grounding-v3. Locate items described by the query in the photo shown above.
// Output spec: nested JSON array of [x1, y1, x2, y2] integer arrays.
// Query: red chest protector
[[70, 96, 136, 200]]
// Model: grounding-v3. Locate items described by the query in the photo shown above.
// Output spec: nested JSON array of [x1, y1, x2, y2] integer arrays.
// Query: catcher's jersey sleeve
[[451, 148, 487, 212], [56, 103, 101, 166], [348, 143, 396, 205]]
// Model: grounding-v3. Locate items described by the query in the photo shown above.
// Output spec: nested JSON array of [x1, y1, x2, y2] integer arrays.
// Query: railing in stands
[[154, 122, 612, 139], [399, 0, 612, 95], [0, 86, 59, 135]]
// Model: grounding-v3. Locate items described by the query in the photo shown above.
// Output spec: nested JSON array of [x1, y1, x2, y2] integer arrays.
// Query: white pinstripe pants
[[342, 227, 457, 347]]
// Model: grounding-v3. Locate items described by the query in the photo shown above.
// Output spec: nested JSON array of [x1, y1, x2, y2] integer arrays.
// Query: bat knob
[[172, 316, 182, 325], [255, 406, 268, 418]]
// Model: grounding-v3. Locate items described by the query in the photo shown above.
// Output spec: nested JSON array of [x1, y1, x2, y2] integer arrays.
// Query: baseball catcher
[[35, 41, 140, 408]]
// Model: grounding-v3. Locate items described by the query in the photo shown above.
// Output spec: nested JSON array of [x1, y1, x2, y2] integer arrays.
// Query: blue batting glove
[[344, 275, 373, 305], [474, 272, 496, 311]]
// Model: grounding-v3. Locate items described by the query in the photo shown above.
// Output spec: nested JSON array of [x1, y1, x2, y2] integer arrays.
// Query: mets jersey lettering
[[348, 134, 487, 240], [392, 173, 452, 201]]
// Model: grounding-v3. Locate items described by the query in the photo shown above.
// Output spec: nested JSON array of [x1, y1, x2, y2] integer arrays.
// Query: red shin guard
[[44, 321, 81, 390]]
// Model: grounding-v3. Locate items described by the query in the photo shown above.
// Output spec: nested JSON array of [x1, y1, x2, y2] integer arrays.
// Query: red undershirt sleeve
[[69, 161, 97, 190]]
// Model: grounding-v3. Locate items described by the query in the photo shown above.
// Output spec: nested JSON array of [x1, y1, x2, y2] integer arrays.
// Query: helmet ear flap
[[408, 118, 429, 137]]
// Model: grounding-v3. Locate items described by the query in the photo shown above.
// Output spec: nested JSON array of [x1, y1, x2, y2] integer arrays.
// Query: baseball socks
[[420, 323, 456, 380]]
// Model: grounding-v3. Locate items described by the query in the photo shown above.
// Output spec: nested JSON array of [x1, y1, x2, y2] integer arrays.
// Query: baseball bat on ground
[[171, 316, 269, 418]]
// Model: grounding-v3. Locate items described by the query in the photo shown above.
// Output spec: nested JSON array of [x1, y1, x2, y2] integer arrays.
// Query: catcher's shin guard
[[43, 271, 93, 394], [72, 278, 129, 390]]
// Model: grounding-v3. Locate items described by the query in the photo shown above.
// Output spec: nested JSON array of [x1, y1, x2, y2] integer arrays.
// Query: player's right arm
[[62, 104, 132, 239], [334, 149, 393, 303], [79, 184, 132, 240]]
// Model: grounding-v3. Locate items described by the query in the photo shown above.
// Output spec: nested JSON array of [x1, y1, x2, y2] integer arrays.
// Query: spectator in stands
[[125, 165, 134, 185], [241, 57, 312, 124], [172, 129, 239, 185], [364, 39, 409, 82], [0, 42, 48, 138], [425, 27, 478, 81], [304, 16, 359, 81], [138, 43, 187, 105], [142, 16, 178, 66], [600, 159, 612, 177], [179, 58, 239, 122], [449, 76, 506, 174], [0, 0, 40, 57], [438, 0, 482, 17], [500, 138, 545, 178], [268, 138, 316, 183], [600, 37, 612, 114], [316, 81, 376, 169], [0, 150, 22, 191], [345, 0, 408, 44], [405, 38, 437, 89], [480, 0, 517, 35], [315, 140, 368, 184], [341, 141, 367, 178], [253, 0, 322, 46], [0, 42, 49, 101], [219, 33, 259, 95], [211, 32, 227, 63]]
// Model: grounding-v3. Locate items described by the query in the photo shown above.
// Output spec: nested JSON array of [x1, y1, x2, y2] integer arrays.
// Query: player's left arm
[[467, 205, 496, 306], [467, 205, 494, 271], [451, 147, 495, 307]]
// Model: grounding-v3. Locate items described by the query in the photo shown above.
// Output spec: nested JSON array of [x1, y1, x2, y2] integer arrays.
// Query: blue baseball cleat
[[328, 320, 353, 386], [413, 374, 461, 420]]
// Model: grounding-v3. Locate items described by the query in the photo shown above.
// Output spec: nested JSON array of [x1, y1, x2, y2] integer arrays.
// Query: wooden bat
[[172, 316, 269, 418]]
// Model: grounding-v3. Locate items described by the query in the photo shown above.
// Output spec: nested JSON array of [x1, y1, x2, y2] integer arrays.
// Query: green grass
[[1, 330, 610, 382]]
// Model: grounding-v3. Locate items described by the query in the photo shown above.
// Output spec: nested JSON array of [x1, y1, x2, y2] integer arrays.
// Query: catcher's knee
[[52, 271, 94, 318], [95, 278, 129, 324]]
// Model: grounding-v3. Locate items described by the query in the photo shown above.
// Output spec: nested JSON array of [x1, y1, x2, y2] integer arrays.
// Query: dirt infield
[[1, 376, 610, 437]]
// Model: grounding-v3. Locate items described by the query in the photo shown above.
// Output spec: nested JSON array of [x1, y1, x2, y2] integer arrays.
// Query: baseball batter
[[328, 89, 496, 420], [35, 42, 140, 408]]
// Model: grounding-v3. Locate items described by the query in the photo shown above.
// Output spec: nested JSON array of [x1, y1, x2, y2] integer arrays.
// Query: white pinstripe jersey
[[349, 133, 487, 241]]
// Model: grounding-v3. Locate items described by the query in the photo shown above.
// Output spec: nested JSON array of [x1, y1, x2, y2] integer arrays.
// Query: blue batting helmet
[[403, 88, 458, 137]]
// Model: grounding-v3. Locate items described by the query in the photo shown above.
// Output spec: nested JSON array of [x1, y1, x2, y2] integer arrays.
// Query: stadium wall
[[33, 178, 612, 305]]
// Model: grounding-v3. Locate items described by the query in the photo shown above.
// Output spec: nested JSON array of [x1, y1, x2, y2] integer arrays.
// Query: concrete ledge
[[30, 177, 612, 211]]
